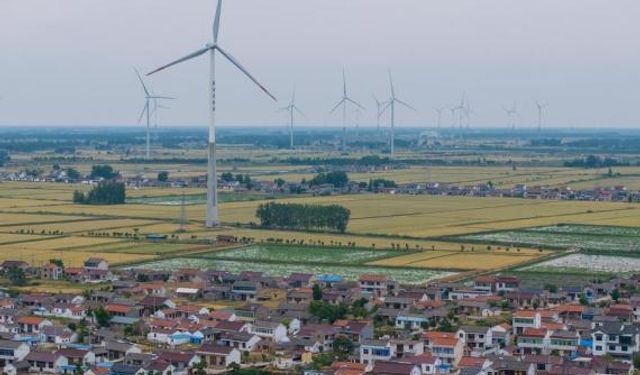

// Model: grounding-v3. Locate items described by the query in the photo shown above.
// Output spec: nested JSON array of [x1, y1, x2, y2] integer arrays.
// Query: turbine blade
[[138, 102, 149, 124], [213, 0, 223, 43], [396, 99, 417, 111], [346, 97, 365, 110], [342, 69, 347, 97], [293, 105, 305, 117], [388, 70, 395, 99], [134, 68, 150, 97], [147, 46, 212, 76], [216, 46, 277, 101], [381, 101, 392, 114], [330, 98, 347, 113], [149, 96, 177, 100]]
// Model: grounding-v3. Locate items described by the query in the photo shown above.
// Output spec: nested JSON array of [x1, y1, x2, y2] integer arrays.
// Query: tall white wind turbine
[[382, 71, 416, 157], [147, 0, 277, 227], [280, 89, 304, 149], [330, 70, 364, 153], [134, 69, 174, 160]]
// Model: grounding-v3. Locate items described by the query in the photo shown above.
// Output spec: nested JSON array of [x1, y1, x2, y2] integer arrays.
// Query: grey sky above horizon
[[1, 0, 638, 129]]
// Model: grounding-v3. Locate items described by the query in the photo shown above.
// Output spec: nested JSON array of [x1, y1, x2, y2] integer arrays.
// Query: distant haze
[[0, 0, 638, 128]]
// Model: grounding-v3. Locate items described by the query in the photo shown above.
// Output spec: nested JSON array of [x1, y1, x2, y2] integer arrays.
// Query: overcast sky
[[1, 0, 638, 129]]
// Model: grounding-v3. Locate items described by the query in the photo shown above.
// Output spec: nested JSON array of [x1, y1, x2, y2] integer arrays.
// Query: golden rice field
[[0, 213, 87, 226], [0, 235, 125, 251], [4, 190, 640, 238], [0, 218, 160, 235], [0, 244, 153, 267], [0, 233, 56, 244]]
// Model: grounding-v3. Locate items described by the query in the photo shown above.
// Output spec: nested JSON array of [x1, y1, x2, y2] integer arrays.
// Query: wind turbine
[[536, 101, 548, 132], [463, 98, 474, 129], [151, 98, 171, 141], [331, 70, 364, 153], [382, 71, 416, 157], [449, 106, 457, 128], [147, 0, 277, 228], [373, 95, 386, 133], [504, 102, 518, 130], [134, 69, 174, 160], [280, 89, 304, 149], [434, 107, 444, 129]]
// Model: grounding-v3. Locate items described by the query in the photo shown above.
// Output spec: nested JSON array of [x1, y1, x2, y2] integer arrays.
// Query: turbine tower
[[280, 89, 304, 149], [373, 95, 385, 133], [536, 101, 548, 132], [134, 69, 174, 159], [147, 0, 277, 228], [504, 102, 518, 130], [382, 71, 416, 157], [463, 98, 473, 129], [330, 70, 364, 153], [434, 107, 444, 129]]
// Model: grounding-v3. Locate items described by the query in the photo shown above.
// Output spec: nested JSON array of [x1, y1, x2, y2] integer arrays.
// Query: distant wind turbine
[[280, 89, 304, 149], [504, 102, 518, 130], [382, 71, 416, 157], [373, 95, 386, 133], [147, 0, 277, 227], [536, 101, 548, 132], [134, 68, 174, 160], [331, 70, 364, 153], [434, 107, 444, 129]]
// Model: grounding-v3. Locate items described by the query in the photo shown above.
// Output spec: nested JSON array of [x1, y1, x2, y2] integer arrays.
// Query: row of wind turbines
[[135, 66, 415, 159], [135, 0, 550, 227]]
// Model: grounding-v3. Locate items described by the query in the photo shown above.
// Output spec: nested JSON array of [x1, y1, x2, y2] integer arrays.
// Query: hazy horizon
[[1, 0, 638, 128]]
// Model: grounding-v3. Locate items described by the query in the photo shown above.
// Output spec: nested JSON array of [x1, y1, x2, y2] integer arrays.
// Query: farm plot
[[0, 235, 125, 251], [368, 247, 547, 270], [0, 244, 153, 266], [406, 252, 544, 270], [0, 233, 58, 244], [81, 241, 210, 255], [127, 192, 268, 205], [132, 257, 453, 284], [204, 245, 397, 264], [0, 219, 159, 235], [0, 214, 87, 227], [455, 225, 640, 252], [520, 254, 640, 275]]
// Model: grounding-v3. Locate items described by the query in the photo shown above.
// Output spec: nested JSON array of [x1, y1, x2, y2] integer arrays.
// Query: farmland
[[205, 245, 397, 264], [520, 254, 640, 275], [132, 257, 453, 284], [453, 224, 640, 253]]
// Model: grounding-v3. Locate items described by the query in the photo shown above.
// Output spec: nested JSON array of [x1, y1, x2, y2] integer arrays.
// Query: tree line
[[73, 181, 126, 205], [256, 202, 350, 233]]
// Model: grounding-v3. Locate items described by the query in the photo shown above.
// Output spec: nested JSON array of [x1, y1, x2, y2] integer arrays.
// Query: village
[[0, 255, 637, 375], [1, 166, 638, 204]]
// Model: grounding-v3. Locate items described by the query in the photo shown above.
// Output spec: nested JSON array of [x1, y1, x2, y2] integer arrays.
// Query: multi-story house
[[591, 322, 640, 359], [457, 325, 493, 354], [359, 339, 394, 366], [512, 310, 541, 335]]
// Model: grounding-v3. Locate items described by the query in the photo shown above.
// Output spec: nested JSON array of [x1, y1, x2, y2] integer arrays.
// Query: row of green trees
[[256, 202, 351, 233], [73, 181, 126, 205]]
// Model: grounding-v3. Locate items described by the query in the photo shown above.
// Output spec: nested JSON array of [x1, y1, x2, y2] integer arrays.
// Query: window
[[594, 334, 602, 341]]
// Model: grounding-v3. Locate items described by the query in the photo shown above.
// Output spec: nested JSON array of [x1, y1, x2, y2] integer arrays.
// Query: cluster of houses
[[0, 257, 638, 375], [392, 183, 640, 202], [3, 164, 640, 203]]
